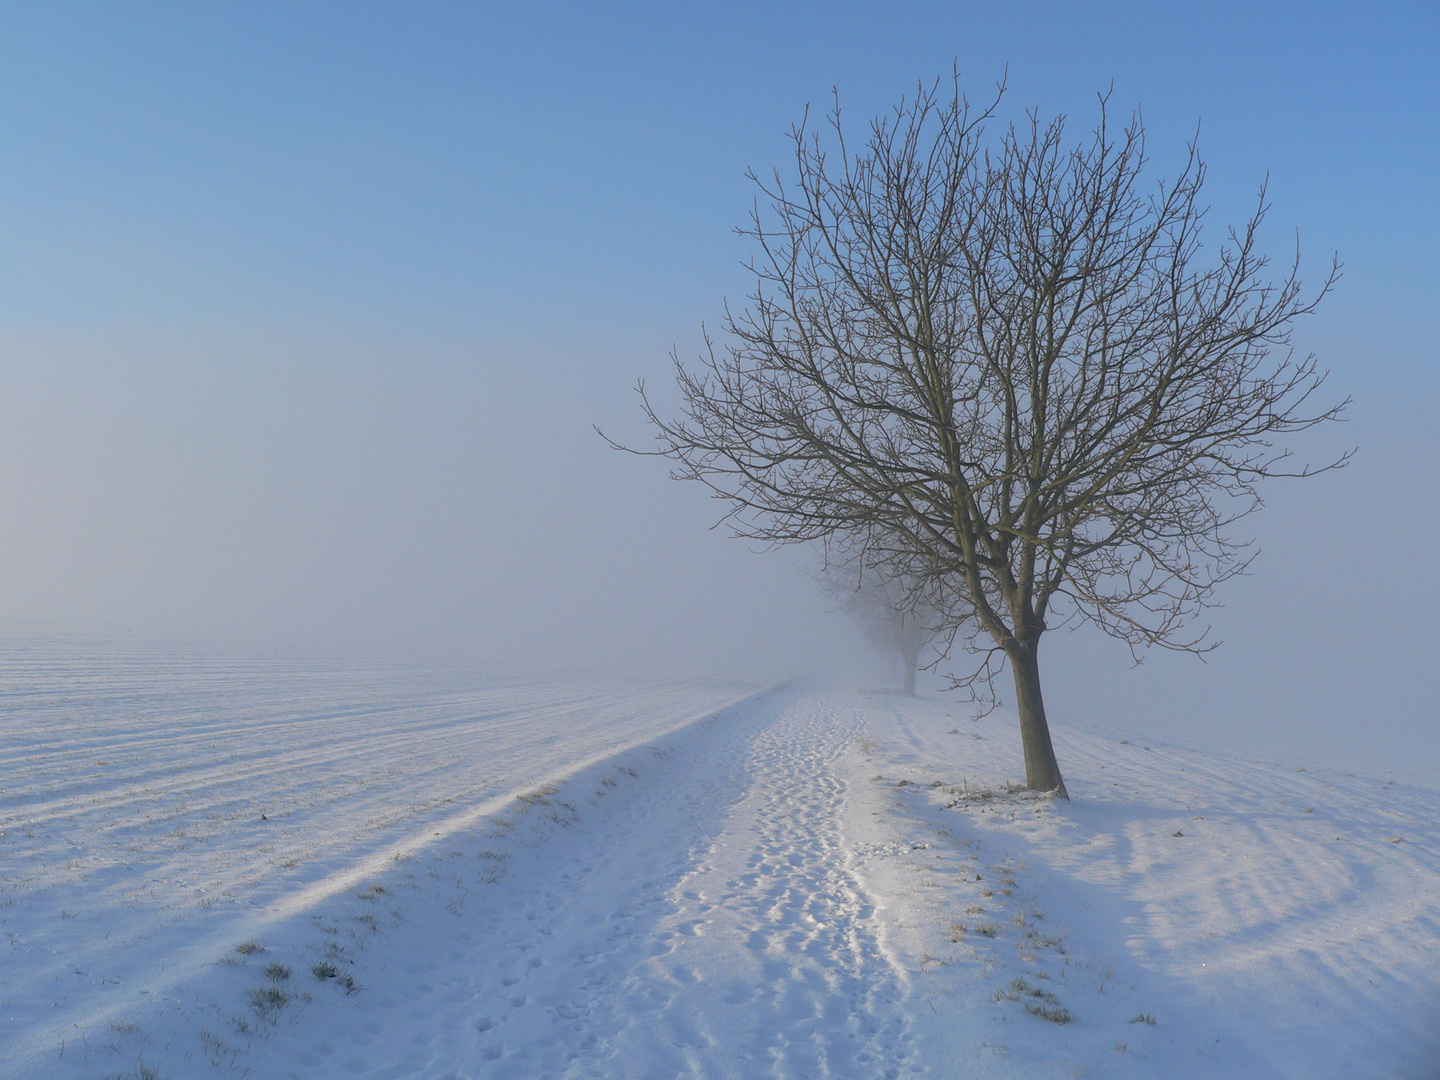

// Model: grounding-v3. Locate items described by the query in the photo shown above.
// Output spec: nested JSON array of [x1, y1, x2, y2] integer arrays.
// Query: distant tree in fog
[[620, 74, 1349, 798], [820, 536, 945, 697]]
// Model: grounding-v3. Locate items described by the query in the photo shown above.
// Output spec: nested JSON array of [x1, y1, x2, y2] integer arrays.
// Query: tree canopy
[[625, 76, 1347, 795]]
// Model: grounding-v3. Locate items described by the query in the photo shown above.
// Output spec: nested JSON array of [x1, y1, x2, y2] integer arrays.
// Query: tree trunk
[[1008, 641, 1068, 798], [903, 656, 916, 696]]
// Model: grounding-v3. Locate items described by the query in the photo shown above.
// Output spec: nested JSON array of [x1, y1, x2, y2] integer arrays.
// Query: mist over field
[[2, 11, 1439, 1077], [0, 3, 1435, 781]]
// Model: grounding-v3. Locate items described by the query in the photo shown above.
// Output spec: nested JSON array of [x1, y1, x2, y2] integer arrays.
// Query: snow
[[2, 644, 1437, 1078], [0, 641, 758, 1076]]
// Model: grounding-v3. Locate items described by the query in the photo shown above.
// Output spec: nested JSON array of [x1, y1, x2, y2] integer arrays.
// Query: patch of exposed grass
[[997, 977, 1074, 1023], [1025, 1000, 1075, 1024], [517, 782, 558, 807], [234, 940, 263, 956], [1128, 1012, 1157, 1025], [312, 961, 339, 980], [245, 984, 291, 1014]]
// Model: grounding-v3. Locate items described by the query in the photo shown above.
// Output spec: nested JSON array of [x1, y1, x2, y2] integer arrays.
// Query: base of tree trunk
[[1009, 644, 1068, 799]]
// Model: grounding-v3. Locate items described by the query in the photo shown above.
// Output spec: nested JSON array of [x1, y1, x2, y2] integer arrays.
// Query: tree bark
[[903, 656, 917, 697], [1008, 641, 1068, 798]]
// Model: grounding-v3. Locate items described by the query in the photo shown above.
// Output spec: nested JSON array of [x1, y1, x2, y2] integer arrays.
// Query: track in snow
[[213, 689, 919, 1079]]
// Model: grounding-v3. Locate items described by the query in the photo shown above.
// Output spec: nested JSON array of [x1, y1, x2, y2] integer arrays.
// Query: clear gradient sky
[[0, 3, 1436, 776]]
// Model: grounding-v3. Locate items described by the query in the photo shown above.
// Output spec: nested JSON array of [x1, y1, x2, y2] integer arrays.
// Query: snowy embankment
[[0, 643, 761, 1078], [3, 651, 1438, 1079]]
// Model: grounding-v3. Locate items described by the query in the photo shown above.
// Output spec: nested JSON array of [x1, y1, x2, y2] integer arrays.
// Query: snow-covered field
[[2, 642, 1437, 1078]]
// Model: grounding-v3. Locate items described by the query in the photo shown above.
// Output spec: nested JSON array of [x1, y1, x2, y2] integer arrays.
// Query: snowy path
[[578, 694, 914, 1078], [206, 690, 918, 1079]]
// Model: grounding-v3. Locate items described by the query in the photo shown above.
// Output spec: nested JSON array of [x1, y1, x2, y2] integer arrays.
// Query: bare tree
[[623, 76, 1348, 798]]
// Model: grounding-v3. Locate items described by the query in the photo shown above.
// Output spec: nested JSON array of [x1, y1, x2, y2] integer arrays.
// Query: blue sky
[[0, 3, 1436, 774], [2, 3, 1434, 342]]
